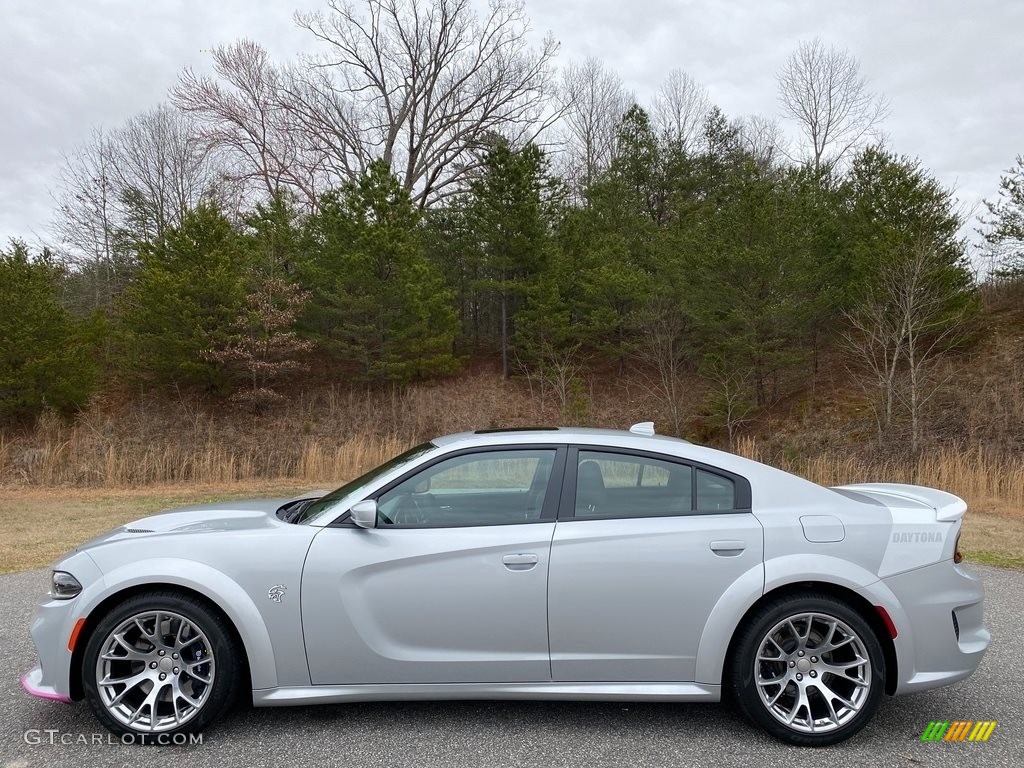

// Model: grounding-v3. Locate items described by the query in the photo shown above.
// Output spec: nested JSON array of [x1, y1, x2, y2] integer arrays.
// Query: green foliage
[[302, 161, 459, 383], [0, 241, 98, 421], [611, 105, 666, 225], [687, 161, 837, 404], [841, 146, 966, 287], [454, 139, 561, 375], [244, 190, 306, 276], [16, 76, 991, 449], [841, 146, 977, 332], [982, 155, 1024, 277], [118, 204, 251, 390]]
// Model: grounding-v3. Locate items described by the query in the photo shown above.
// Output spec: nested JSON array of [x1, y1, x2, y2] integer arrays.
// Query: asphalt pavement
[[2, 564, 1020, 768]]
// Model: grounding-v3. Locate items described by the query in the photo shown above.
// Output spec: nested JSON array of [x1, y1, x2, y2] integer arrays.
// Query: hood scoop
[[123, 527, 155, 534]]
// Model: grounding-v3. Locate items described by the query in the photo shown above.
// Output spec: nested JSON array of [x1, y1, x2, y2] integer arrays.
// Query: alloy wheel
[[94, 610, 216, 732], [753, 611, 872, 734]]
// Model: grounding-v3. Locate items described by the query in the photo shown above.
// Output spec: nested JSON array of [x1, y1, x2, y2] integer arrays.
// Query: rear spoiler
[[833, 483, 967, 522]]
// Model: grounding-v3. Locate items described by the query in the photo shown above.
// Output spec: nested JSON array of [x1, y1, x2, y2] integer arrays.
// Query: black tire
[[82, 590, 241, 744], [728, 592, 886, 747]]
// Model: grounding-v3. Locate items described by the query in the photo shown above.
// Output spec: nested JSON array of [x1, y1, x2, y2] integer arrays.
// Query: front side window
[[294, 442, 436, 523], [376, 449, 557, 527]]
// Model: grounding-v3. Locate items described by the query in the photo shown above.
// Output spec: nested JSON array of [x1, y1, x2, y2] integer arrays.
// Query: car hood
[[76, 491, 328, 550]]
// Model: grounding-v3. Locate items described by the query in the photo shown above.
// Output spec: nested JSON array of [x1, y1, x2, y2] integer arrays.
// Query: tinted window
[[377, 449, 556, 527], [696, 469, 736, 511], [574, 451, 692, 518], [295, 442, 435, 523]]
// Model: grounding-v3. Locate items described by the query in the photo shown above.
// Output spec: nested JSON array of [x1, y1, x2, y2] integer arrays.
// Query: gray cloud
[[2, 0, 1022, 248]]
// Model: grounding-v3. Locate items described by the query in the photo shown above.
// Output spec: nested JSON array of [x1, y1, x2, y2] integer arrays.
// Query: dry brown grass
[[0, 431, 406, 487], [735, 438, 1024, 516], [0, 368, 660, 487], [0, 482, 314, 573], [0, 363, 1021, 571]]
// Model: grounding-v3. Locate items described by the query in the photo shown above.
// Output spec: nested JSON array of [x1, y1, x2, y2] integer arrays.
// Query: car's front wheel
[[82, 591, 240, 742], [729, 593, 885, 746]]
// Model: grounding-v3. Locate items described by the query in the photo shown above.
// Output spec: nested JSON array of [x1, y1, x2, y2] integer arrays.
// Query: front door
[[547, 447, 764, 682], [301, 446, 564, 685]]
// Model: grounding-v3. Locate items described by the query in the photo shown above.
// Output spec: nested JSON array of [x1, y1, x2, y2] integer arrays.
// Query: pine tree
[[301, 161, 458, 383], [118, 203, 251, 390], [463, 139, 560, 377], [981, 155, 1024, 278], [203, 191, 315, 408], [0, 240, 98, 420]]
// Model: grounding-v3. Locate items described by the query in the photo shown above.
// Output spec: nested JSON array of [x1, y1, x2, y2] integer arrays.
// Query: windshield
[[293, 442, 436, 524]]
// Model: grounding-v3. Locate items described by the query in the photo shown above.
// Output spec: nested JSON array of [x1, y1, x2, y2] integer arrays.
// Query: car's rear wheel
[[729, 593, 885, 746], [82, 591, 240, 743]]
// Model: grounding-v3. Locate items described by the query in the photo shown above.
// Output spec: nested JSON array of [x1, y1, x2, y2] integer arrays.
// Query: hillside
[[2, 294, 1021, 490], [2, 292, 1023, 574]]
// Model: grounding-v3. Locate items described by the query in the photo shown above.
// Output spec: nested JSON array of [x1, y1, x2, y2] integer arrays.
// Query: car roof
[[433, 426, 691, 449]]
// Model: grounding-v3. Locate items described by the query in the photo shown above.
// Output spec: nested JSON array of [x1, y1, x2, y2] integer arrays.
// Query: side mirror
[[349, 499, 377, 529]]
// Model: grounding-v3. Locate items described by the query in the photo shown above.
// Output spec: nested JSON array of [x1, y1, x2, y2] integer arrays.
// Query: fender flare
[[83, 558, 278, 689], [694, 555, 910, 686]]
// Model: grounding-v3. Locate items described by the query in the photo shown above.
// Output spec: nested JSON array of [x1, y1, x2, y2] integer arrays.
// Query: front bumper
[[24, 594, 83, 703], [23, 552, 103, 704], [21, 666, 71, 703], [883, 560, 989, 694]]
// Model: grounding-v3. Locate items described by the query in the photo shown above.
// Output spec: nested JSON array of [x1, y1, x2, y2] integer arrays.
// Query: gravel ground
[[2, 564, 1019, 768]]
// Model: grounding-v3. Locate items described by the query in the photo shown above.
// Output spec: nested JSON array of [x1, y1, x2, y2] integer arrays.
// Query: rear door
[[547, 446, 764, 682]]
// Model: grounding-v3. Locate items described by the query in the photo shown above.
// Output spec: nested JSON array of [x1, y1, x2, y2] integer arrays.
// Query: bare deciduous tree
[[173, 40, 315, 204], [517, 342, 585, 420], [777, 38, 889, 178], [52, 128, 122, 310], [112, 104, 228, 240], [843, 239, 973, 451], [735, 114, 787, 170], [176, 1, 558, 209], [557, 57, 630, 191], [631, 296, 695, 437], [843, 280, 903, 441], [295, 0, 558, 207], [52, 106, 227, 312], [701, 354, 755, 450], [653, 68, 711, 151]]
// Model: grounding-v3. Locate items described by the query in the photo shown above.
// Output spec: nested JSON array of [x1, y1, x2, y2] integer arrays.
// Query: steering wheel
[[392, 494, 428, 526]]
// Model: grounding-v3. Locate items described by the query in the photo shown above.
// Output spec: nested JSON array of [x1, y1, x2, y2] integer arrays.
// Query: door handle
[[502, 553, 539, 571], [710, 540, 746, 557]]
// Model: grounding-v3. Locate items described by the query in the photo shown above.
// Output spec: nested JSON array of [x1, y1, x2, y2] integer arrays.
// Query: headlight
[[51, 570, 82, 599]]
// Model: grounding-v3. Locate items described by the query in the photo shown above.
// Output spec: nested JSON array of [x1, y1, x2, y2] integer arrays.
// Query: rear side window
[[570, 449, 748, 519], [696, 469, 735, 511], [575, 451, 692, 518]]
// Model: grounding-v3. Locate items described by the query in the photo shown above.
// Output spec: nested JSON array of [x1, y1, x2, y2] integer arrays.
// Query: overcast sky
[[2, 0, 1022, 252]]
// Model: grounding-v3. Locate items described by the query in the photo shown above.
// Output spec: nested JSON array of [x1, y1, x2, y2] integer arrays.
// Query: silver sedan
[[22, 424, 988, 746]]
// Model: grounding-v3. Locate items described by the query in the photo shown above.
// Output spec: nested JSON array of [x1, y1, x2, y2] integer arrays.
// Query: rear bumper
[[883, 560, 989, 694]]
